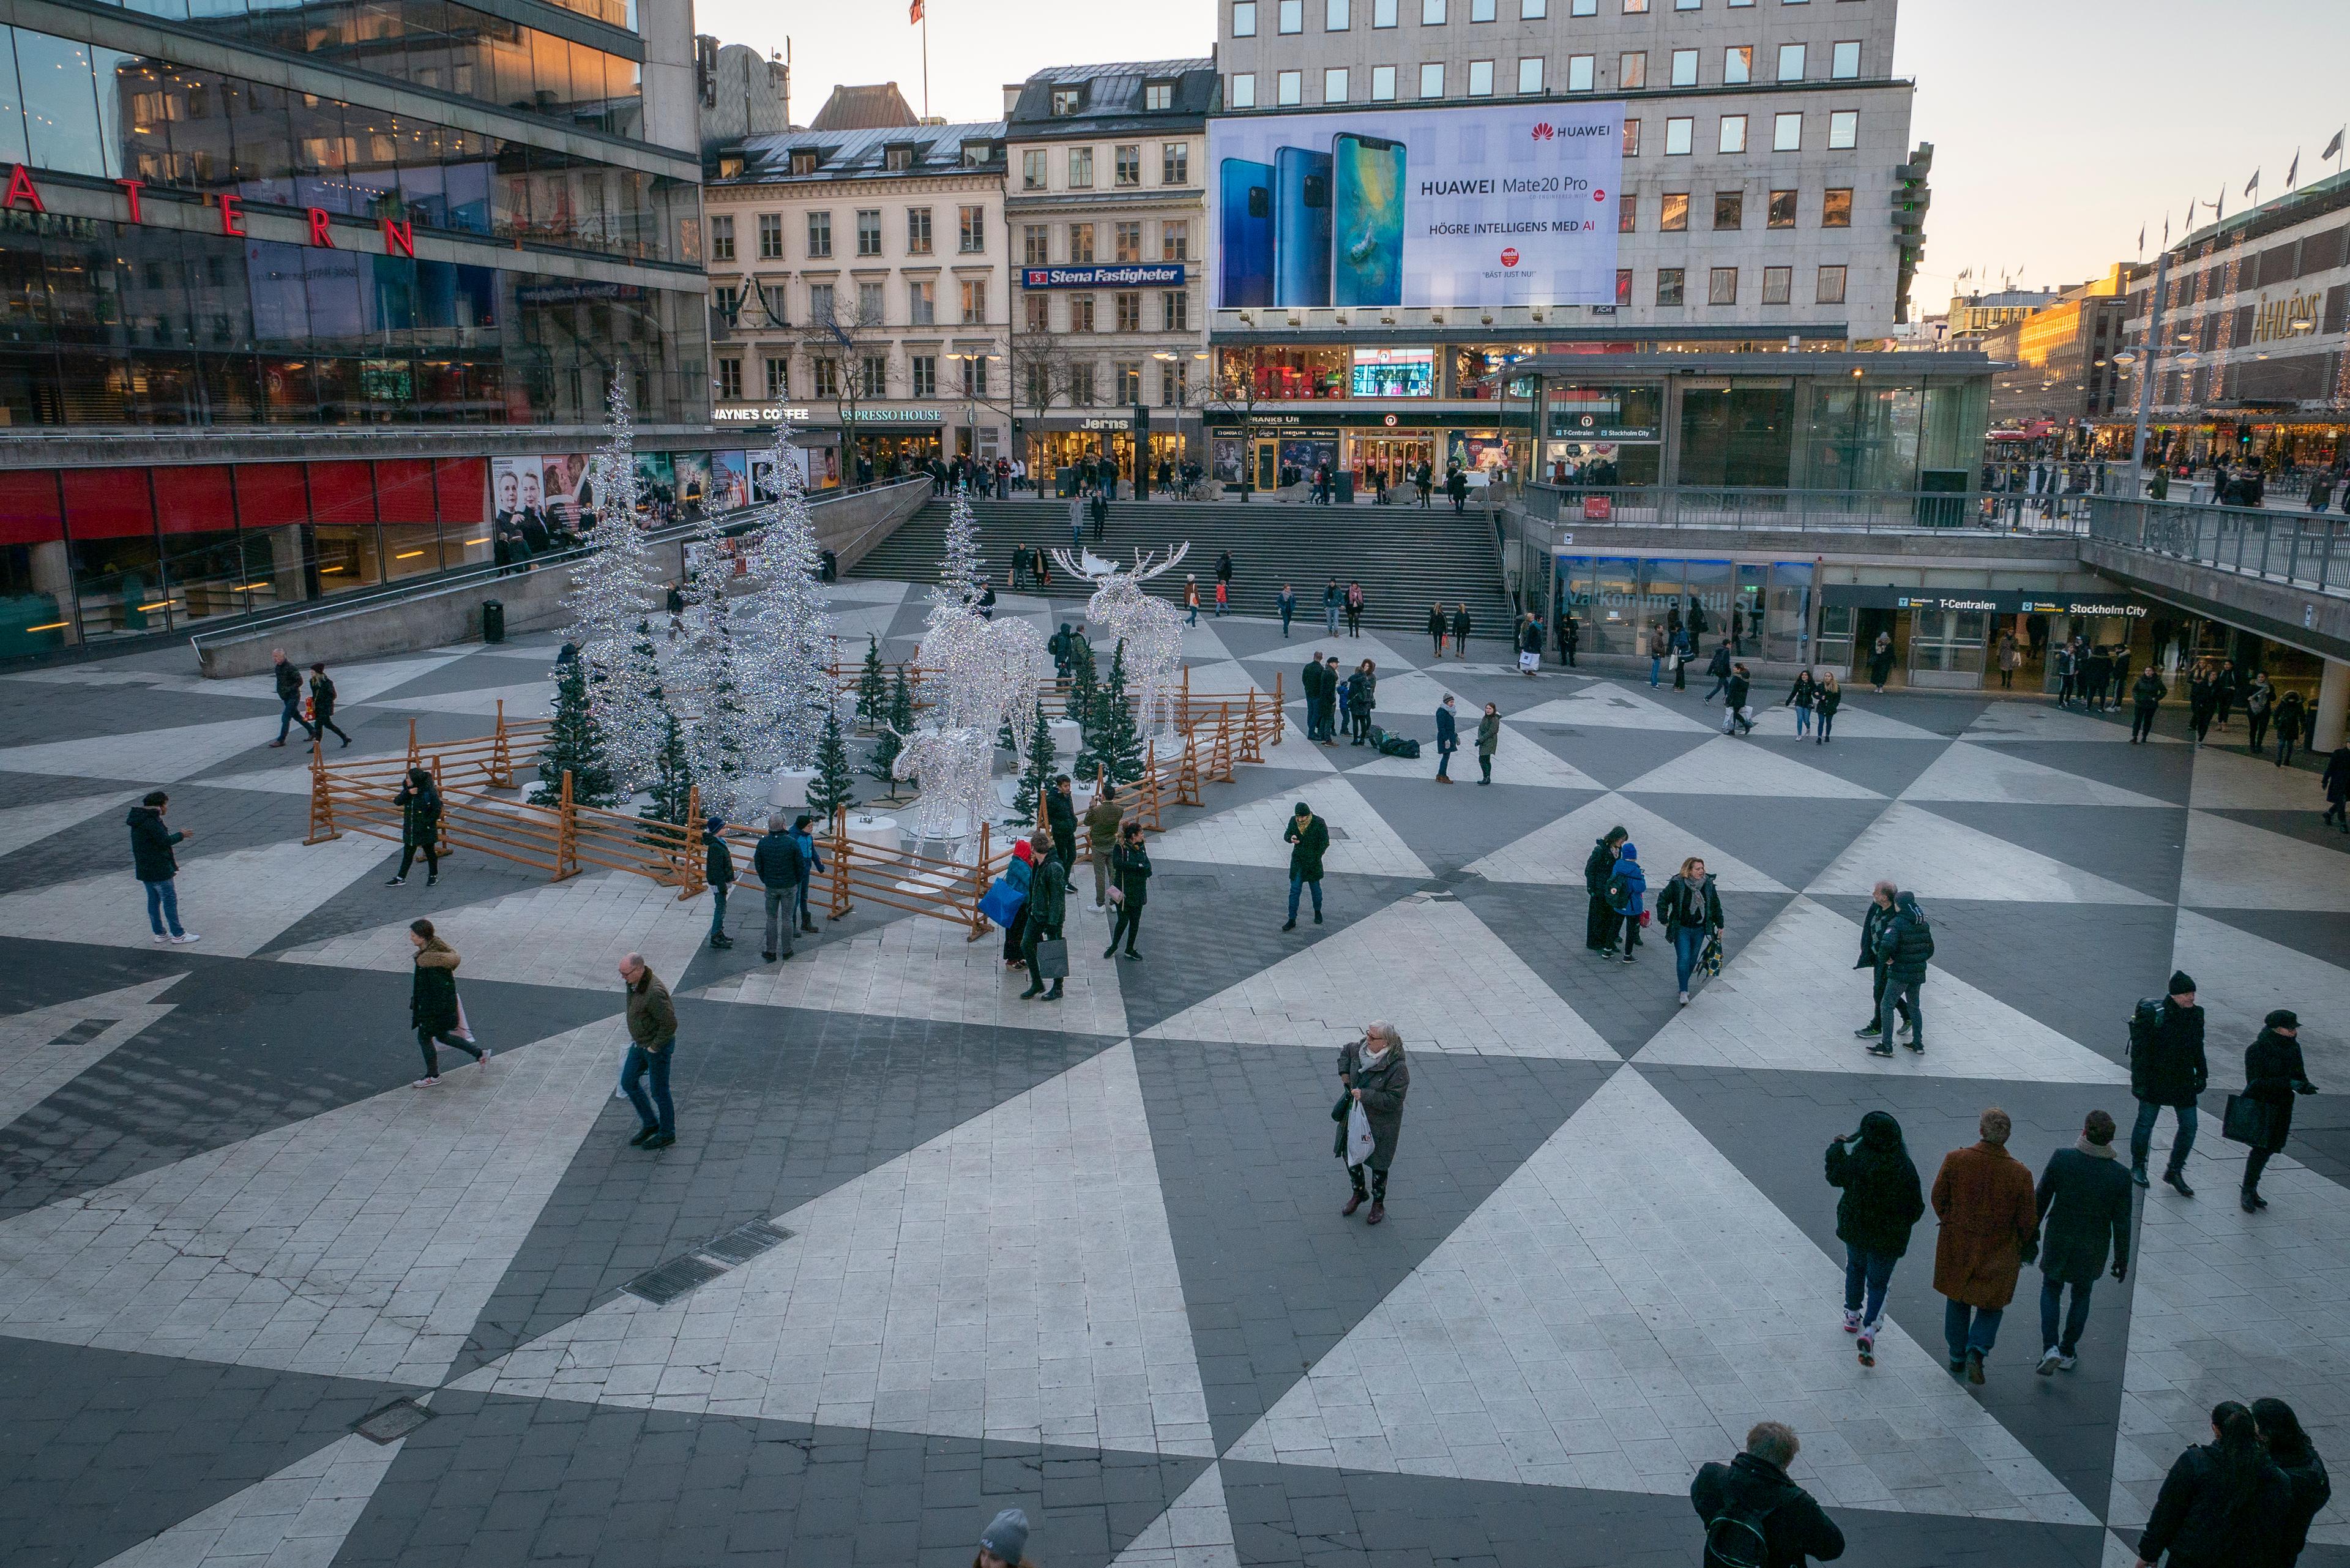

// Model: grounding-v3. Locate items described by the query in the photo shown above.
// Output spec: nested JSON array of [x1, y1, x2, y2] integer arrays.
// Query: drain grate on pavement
[[621, 1253, 727, 1305], [700, 1219, 793, 1266], [353, 1397, 433, 1444], [49, 1018, 112, 1047]]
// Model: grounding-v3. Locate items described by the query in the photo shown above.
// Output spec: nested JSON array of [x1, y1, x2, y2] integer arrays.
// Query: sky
[[692, 0, 2350, 312]]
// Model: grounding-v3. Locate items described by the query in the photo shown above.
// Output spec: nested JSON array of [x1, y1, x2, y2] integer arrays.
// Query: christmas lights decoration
[[676, 534, 753, 816], [889, 724, 994, 842], [737, 427, 836, 778], [562, 371, 665, 790], [907, 487, 1035, 837], [1053, 543, 1190, 745]]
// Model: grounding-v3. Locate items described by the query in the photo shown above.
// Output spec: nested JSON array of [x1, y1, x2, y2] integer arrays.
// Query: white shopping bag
[[1518, 650, 1538, 674], [1346, 1100, 1376, 1167]]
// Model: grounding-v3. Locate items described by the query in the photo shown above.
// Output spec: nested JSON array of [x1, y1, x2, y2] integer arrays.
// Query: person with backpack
[[2129, 972, 2207, 1195], [1852, 881, 1913, 1051], [1723, 662, 1755, 736], [1347, 659, 1377, 745], [2032, 1108, 2133, 1375], [1874, 891, 1933, 1052], [268, 648, 314, 747], [1433, 694, 1459, 783], [1584, 826, 1628, 955], [2251, 1399, 2332, 1568], [2135, 1402, 2293, 1568], [1606, 842, 1647, 966], [308, 662, 352, 747], [750, 813, 807, 962], [2239, 1009, 2318, 1213], [386, 766, 442, 887], [1931, 1106, 2040, 1385], [1689, 1421, 1845, 1567], [1824, 1111, 1924, 1370], [1283, 801, 1329, 931], [1657, 855, 1723, 1006], [1703, 641, 1734, 701]]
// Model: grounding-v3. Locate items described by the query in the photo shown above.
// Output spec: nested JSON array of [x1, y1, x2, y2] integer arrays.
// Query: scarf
[[2075, 1137, 2116, 1160], [1359, 1040, 1393, 1071]]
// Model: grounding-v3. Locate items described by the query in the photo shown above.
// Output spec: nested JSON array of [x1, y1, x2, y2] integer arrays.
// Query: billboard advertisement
[[1210, 102, 1621, 310]]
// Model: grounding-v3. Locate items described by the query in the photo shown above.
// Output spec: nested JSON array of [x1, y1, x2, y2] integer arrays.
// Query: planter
[[769, 768, 818, 811]]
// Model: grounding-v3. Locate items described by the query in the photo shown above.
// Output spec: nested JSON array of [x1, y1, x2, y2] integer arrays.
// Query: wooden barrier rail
[[306, 704, 549, 845]]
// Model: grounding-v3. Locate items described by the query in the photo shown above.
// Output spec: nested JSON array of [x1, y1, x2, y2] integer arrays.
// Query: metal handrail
[[1517, 483, 2055, 535], [2086, 496, 2349, 599]]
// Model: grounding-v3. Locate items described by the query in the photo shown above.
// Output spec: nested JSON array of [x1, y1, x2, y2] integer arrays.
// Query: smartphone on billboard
[[1332, 133, 1406, 308], [1273, 146, 1333, 307], [1219, 157, 1276, 308]]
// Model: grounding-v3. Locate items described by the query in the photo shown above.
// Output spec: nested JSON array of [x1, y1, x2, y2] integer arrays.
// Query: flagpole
[[922, 5, 930, 121]]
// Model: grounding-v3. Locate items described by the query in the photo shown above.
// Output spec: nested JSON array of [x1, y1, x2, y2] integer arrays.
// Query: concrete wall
[[194, 479, 929, 678]]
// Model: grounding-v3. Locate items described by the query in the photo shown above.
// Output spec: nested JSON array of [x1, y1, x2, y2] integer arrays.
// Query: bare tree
[[1198, 344, 1277, 502], [794, 289, 895, 484]]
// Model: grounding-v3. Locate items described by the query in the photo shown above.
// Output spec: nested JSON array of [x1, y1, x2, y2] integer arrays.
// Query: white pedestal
[[769, 768, 817, 812], [845, 813, 901, 865]]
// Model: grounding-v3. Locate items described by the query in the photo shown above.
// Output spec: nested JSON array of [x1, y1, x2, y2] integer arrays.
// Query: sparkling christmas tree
[[564, 371, 663, 786], [606, 618, 669, 792], [739, 429, 834, 774], [676, 534, 753, 816]]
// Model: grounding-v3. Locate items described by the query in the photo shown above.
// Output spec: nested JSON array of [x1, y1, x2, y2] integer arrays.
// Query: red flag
[[909, 0, 923, 20]]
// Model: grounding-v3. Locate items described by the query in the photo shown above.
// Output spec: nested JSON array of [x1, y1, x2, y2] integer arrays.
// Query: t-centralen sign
[[1209, 101, 1622, 310]]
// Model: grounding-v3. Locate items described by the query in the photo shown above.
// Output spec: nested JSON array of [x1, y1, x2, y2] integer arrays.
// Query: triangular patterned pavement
[[0, 716, 289, 783], [0, 788, 144, 862], [0, 973, 184, 1135], [2172, 909, 2348, 1096], [1901, 741, 2173, 809], [1901, 801, 2188, 906], [1149, 773, 1431, 880], [1509, 680, 1718, 733], [0, 834, 395, 956], [1346, 737, 1607, 791], [1623, 791, 1891, 894], [1345, 772, 1607, 875], [2180, 809, 2350, 911], [1507, 719, 1718, 791], [92, 1430, 410, 1568], [1810, 803, 2162, 905], [2187, 744, 2325, 810], [1466, 790, 1791, 894], [1620, 735, 1884, 800], [1966, 704, 2168, 744], [1980, 738, 2199, 805], [1105, 1461, 1238, 1567]]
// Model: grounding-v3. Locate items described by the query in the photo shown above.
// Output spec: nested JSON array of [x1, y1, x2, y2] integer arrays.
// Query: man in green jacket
[[618, 952, 678, 1149], [1283, 801, 1329, 931]]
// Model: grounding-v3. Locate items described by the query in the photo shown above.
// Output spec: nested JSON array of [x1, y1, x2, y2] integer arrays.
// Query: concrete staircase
[[848, 495, 1516, 636]]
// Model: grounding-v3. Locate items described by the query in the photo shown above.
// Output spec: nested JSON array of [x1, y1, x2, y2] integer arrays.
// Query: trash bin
[[482, 598, 505, 644]]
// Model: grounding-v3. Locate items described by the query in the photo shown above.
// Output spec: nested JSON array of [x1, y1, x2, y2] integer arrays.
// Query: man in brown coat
[[1931, 1107, 2039, 1385]]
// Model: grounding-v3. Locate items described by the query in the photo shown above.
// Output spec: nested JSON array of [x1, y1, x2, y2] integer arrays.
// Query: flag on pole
[[2137, 225, 2145, 254], [909, 0, 923, 20], [2325, 128, 2344, 160], [2162, 215, 2170, 246], [2287, 150, 2299, 189], [2244, 170, 2259, 199]]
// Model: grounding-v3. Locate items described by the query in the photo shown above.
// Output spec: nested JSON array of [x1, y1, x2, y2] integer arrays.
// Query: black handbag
[[1031, 938, 1069, 980], [2221, 1094, 2274, 1148]]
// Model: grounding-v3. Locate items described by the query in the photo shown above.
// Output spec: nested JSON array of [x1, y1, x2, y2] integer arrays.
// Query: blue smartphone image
[[1219, 157, 1276, 308], [1332, 133, 1406, 308], [1273, 146, 1333, 307]]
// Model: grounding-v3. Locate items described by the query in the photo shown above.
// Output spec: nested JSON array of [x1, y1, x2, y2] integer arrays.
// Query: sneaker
[[1866, 1042, 1894, 1058], [1090, 903, 1105, 913], [2056, 1353, 2078, 1371], [477, 1048, 492, 1067], [1904, 1040, 1925, 1054], [385, 876, 406, 887], [1854, 1022, 1882, 1039], [170, 933, 201, 944], [2036, 1349, 2062, 1376], [1679, 991, 1690, 1006], [644, 1133, 676, 1150], [1843, 1309, 1863, 1334], [1856, 1333, 1874, 1368], [412, 1076, 441, 1088], [152, 933, 173, 944]]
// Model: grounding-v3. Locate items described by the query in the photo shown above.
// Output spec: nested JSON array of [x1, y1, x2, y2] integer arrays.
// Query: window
[[1117, 362, 1143, 402], [759, 212, 785, 259], [1116, 144, 1141, 186], [808, 282, 836, 322], [1024, 224, 1049, 264], [962, 278, 987, 323], [1772, 111, 1801, 151], [1714, 190, 1744, 228], [886, 146, 913, 171], [960, 206, 987, 252], [1420, 62, 1445, 96], [1617, 192, 1638, 231], [857, 280, 884, 323], [813, 357, 840, 397], [1619, 52, 1646, 88], [1051, 88, 1083, 115], [1624, 118, 1642, 155], [1761, 266, 1791, 304], [964, 143, 993, 170], [764, 357, 788, 398], [1328, 0, 1351, 23], [1375, 0, 1398, 21], [1624, 0, 1647, 9], [1070, 222, 1096, 263], [1724, 45, 1751, 83], [1718, 114, 1747, 153], [966, 357, 989, 396], [1767, 188, 1796, 227], [805, 211, 831, 258], [1025, 293, 1050, 332], [714, 285, 743, 321], [1163, 143, 1190, 184], [1115, 221, 1143, 263], [1657, 267, 1685, 305], [1025, 363, 1051, 405], [1529, 0, 1553, 13], [1615, 267, 1633, 304], [1529, 57, 1556, 93], [1146, 81, 1175, 110], [1816, 264, 1846, 305], [1326, 67, 1351, 101], [1234, 0, 1257, 32], [1660, 191, 1689, 230], [1163, 289, 1190, 331], [860, 355, 887, 397], [1372, 64, 1398, 99], [717, 357, 742, 399], [1161, 359, 1184, 405], [1468, 59, 1494, 95], [911, 355, 936, 398], [1709, 266, 1737, 305], [1116, 292, 1143, 332], [908, 207, 933, 254], [1072, 294, 1097, 331], [1023, 149, 1048, 190], [1231, 73, 1257, 108], [1776, 43, 1804, 80], [1831, 40, 1860, 78], [1069, 147, 1094, 187], [710, 215, 736, 261], [1278, 70, 1304, 104], [1822, 187, 1852, 226], [856, 209, 881, 256], [1671, 48, 1698, 85], [1423, 0, 1446, 18], [909, 279, 935, 324], [1163, 220, 1190, 259], [791, 150, 818, 175], [1279, 0, 1303, 28], [1072, 363, 1096, 405], [1665, 118, 1693, 154], [1472, 0, 1495, 15], [1828, 110, 1857, 149]]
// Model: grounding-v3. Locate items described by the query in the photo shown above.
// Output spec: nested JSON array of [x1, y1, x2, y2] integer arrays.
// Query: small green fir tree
[[1013, 705, 1057, 818], [638, 703, 696, 827], [1065, 630, 1098, 738], [867, 667, 916, 786], [807, 707, 857, 816], [1088, 641, 1145, 786], [534, 659, 621, 807], [854, 636, 888, 726]]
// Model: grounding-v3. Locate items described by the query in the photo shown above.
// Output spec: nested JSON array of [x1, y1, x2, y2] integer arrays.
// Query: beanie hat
[[1295, 802, 1312, 815], [2169, 971, 2196, 996], [980, 1508, 1029, 1562], [2266, 1009, 2300, 1030]]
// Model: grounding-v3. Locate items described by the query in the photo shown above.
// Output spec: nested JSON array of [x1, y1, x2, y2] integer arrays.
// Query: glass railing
[[1518, 484, 2033, 534], [2087, 498, 2350, 597]]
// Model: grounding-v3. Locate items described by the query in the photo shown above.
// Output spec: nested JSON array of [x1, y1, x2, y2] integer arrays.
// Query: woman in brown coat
[[1931, 1106, 2039, 1386]]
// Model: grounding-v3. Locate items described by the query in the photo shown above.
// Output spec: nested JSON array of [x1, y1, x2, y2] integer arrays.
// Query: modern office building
[[1981, 266, 2139, 435], [1944, 286, 2056, 342], [0, 0, 715, 649]]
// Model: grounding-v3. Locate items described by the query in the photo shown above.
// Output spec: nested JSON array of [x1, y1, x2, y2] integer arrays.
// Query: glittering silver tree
[[564, 371, 665, 789], [739, 427, 835, 778], [676, 533, 752, 816]]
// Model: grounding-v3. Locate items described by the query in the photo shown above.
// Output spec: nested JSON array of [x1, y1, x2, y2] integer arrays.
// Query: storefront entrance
[[1029, 430, 1132, 493], [849, 433, 938, 482], [1349, 436, 1432, 499]]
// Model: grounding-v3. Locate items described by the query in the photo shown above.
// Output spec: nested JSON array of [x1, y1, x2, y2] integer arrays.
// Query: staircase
[[849, 495, 1518, 636]]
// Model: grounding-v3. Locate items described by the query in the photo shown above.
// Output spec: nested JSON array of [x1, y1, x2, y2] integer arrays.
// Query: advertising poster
[[632, 452, 676, 521], [1210, 100, 1621, 310], [540, 453, 594, 536], [710, 450, 750, 513], [749, 445, 815, 502], [671, 452, 714, 521]]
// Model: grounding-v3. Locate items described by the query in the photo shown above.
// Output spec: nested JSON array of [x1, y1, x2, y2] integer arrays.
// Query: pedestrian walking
[[1103, 819, 1149, 958], [1282, 800, 1327, 930], [1215, 549, 1233, 602], [1703, 641, 1733, 701], [1997, 630, 2022, 689], [997, 838, 1036, 971], [1434, 693, 1459, 782], [2188, 669, 2217, 747], [789, 813, 822, 937], [977, 1507, 1035, 1568], [2324, 739, 2350, 830], [1184, 575, 1201, 625], [126, 790, 198, 944], [703, 816, 735, 949], [268, 648, 315, 747], [1559, 610, 1578, 667], [2055, 641, 2078, 709], [1690, 1422, 1846, 1568], [1785, 669, 1818, 737], [2251, 1400, 2332, 1568], [1016, 839, 1069, 1001], [1069, 491, 1086, 551], [1859, 889, 1930, 1051], [1337, 1021, 1408, 1222], [1091, 488, 1109, 543], [308, 662, 352, 747], [1584, 826, 1628, 955], [751, 813, 807, 961], [1344, 581, 1365, 637], [2245, 674, 2274, 754], [1449, 603, 1471, 659], [1517, 614, 1542, 676], [1605, 841, 1647, 965], [2032, 1109, 2132, 1375], [1656, 856, 1723, 1006], [2215, 661, 2239, 729], [1323, 578, 1342, 635], [1277, 583, 1296, 637], [1475, 701, 1500, 783], [408, 918, 487, 1086], [2135, 1402, 2292, 1568], [1428, 603, 1449, 660], [2237, 1009, 2319, 1212], [2128, 972, 2206, 1194], [1868, 631, 1896, 693], [1723, 662, 1755, 736], [1930, 1107, 2040, 1384], [617, 952, 678, 1149], [1814, 673, 1841, 744], [386, 767, 443, 886], [2275, 690, 2307, 766], [1824, 1112, 1924, 1369], [2131, 666, 2168, 743], [1347, 659, 1377, 745]]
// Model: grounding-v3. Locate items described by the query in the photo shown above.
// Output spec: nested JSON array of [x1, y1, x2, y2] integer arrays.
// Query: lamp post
[[947, 351, 998, 474]]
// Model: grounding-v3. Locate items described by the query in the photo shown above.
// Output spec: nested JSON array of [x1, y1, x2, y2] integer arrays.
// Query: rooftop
[[715, 121, 1007, 184]]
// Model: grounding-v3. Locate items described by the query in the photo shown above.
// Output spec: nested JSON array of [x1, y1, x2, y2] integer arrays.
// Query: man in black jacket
[[750, 814, 805, 962], [2130, 666, 2168, 744], [1725, 662, 1755, 735], [1690, 1422, 1845, 1567], [1016, 843, 1069, 1001], [1851, 881, 1913, 1052], [1874, 892, 1933, 1052], [1046, 776, 1080, 870], [1704, 641, 1734, 702], [703, 817, 736, 950], [2130, 971, 2206, 1195], [1301, 652, 1330, 743], [269, 648, 314, 747], [2033, 1109, 2132, 1375], [127, 791, 198, 944], [1584, 827, 1627, 955], [2240, 1009, 2318, 1212]]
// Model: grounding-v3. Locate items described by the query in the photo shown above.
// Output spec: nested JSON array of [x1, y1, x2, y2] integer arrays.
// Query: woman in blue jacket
[[1610, 842, 1647, 965]]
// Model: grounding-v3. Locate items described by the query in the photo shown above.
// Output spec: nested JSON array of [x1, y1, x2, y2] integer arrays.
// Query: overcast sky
[[693, 0, 2350, 312]]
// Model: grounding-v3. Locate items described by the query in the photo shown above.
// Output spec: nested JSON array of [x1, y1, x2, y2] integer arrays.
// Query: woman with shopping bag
[[982, 839, 1036, 971], [1335, 1021, 1410, 1225]]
